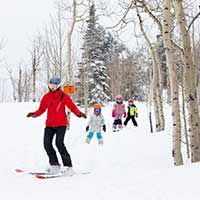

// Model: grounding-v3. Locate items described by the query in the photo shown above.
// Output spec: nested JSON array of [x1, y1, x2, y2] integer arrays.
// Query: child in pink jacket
[[112, 95, 126, 132]]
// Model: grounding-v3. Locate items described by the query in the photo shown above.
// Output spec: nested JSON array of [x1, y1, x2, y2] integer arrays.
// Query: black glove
[[78, 112, 87, 118], [27, 112, 35, 118], [135, 113, 138, 118], [103, 125, 106, 132], [86, 126, 89, 132]]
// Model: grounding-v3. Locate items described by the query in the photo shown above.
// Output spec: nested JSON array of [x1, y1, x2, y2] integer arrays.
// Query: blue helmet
[[49, 77, 61, 85], [48, 77, 61, 92]]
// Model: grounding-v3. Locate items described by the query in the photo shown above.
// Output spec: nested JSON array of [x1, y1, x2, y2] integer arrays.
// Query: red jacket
[[34, 89, 80, 127]]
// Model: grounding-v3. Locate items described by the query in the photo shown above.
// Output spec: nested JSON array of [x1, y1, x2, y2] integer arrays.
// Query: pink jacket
[[112, 103, 126, 120]]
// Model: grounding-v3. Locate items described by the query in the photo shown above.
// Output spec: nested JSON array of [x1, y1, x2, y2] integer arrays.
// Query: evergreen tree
[[76, 3, 111, 106]]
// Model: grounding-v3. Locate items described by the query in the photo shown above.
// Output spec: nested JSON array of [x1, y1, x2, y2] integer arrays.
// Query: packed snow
[[0, 101, 199, 200]]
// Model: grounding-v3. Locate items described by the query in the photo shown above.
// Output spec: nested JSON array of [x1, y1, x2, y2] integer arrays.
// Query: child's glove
[[112, 110, 115, 117], [103, 125, 106, 132], [135, 113, 138, 118], [86, 126, 89, 132], [123, 112, 126, 118]]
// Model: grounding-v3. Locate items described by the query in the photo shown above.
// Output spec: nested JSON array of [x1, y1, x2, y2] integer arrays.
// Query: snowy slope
[[0, 101, 199, 200]]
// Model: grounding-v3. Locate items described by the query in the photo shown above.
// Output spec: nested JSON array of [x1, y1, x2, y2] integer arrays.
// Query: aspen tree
[[135, 3, 163, 132], [163, 0, 183, 165], [173, 0, 200, 162]]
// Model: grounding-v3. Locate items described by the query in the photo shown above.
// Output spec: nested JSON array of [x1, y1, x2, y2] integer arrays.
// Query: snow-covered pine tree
[[76, 3, 111, 106]]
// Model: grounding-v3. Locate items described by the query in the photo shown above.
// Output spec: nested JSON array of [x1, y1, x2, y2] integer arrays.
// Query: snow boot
[[62, 167, 75, 176], [46, 165, 60, 174], [85, 137, 91, 144], [98, 138, 103, 145]]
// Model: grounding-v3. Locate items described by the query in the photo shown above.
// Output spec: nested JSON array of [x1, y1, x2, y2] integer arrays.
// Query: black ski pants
[[124, 115, 138, 127], [43, 126, 72, 167]]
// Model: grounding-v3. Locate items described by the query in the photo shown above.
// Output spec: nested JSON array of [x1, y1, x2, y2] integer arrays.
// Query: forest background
[[1, 0, 200, 166]]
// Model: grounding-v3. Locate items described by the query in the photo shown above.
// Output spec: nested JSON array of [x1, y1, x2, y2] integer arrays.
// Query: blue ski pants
[[86, 131, 102, 140]]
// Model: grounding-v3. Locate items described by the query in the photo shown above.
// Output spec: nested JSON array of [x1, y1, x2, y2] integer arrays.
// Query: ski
[[15, 168, 90, 179], [35, 173, 65, 179], [15, 168, 49, 175], [35, 171, 91, 180]]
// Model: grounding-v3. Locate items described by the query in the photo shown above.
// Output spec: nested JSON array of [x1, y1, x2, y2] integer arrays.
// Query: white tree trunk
[[135, 5, 164, 132], [153, 88, 161, 131], [173, 0, 200, 162], [163, 0, 183, 165], [65, 0, 77, 129], [66, 0, 76, 84], [155, 38, 165, 130]]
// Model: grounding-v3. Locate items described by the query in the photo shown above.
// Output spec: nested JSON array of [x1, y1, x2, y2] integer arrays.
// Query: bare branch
[[188, 6, 200, 31], [137, 0, 162, 32], [106, 1, 134, 29]]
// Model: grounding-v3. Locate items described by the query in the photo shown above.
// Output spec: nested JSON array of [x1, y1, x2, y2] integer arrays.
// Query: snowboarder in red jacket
[[27, 77, 86, 175]]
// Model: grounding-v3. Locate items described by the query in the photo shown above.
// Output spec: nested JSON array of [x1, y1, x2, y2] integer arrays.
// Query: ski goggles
[[48, 83, 60, 91], [94, 108, 101, 113], [116, 99, 123, 104]]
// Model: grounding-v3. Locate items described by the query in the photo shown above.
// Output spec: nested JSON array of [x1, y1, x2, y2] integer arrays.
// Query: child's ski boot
[[85, 137, 91, 144], [98, 138, 103, 145]]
